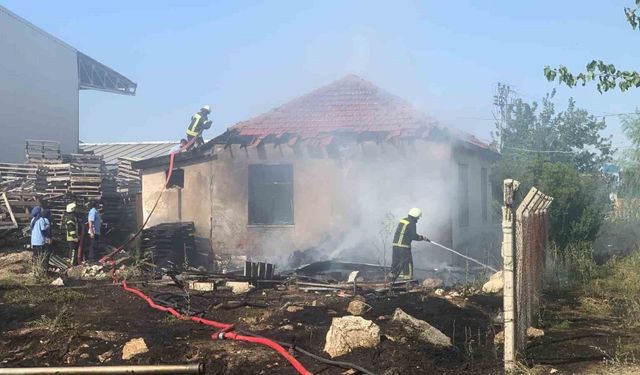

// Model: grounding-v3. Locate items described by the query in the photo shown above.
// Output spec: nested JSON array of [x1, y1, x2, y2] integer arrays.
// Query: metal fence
[[502, 180, 553, 371]]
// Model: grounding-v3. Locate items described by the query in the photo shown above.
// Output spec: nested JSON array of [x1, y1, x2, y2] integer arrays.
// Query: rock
[[65, 266, 84, 279], [286, 305, 303, 313], [280, 324, 294, 331], [482, 270, 504, 294], [434, 288, 445, 296], [226, 281, 254, 294], [527, 327, 545, 338], [391, 308, 452, 348], [50, 277, 64, 286], [422, 278, 443, 289], [347, 299, 370, 316], [550, 369, 558, 374], [122, 338, 148, 360], [80, 353, 89, 359], [449, 291, 461, 298], [377, 315, 390, 321], [189, 281, 215, 292], [324, 316, 380, 358], [98, 349, 113, 363], [494, 330, 504, 345]]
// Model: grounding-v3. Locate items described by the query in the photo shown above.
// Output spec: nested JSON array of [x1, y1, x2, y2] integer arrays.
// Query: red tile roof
[[217, 75, 495, 152], [232, 74, 440, 137]]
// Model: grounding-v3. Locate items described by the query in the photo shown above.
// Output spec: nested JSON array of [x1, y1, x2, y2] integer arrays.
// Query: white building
[[0, 5, 136, 163]]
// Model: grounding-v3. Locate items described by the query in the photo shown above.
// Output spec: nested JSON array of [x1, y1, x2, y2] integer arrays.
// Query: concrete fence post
[[502, 179, 519, 372]]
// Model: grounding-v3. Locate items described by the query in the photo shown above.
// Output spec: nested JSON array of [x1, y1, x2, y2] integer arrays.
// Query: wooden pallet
[[26, 140, 62, 164]]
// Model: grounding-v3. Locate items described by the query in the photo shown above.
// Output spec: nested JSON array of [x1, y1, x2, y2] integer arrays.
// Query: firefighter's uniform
[[391, 208, 428, 280], [185, 105, 212, 148], [64, 203, 79, 265]]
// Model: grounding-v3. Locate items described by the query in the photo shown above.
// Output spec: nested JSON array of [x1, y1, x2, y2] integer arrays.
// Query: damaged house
[[132, 75, 499, 270]]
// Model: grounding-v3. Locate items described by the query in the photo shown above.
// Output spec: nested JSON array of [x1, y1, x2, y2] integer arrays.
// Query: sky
[[3, 0, 640, 148]]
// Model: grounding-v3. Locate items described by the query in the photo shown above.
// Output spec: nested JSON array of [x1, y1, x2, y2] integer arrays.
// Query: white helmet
[[66, 202, 76, 213], [408, 208, 422, 219], [201, 105, 211, 113]]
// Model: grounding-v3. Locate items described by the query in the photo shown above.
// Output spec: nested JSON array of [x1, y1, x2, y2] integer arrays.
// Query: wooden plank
[[1, 193, 18, 229]]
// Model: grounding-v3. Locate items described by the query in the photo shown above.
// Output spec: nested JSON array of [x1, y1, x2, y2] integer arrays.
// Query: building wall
[[0, 7, 79, 163], [451, 149, 500, 265], [141, 140, 498, 268]]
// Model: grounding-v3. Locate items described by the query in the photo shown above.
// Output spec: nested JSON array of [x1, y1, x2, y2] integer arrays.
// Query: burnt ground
[[1, 250, 640, 375]]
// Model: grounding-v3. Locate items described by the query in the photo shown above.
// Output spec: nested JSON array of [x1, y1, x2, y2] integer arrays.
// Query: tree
[[492, 86, 612, 250], [493, 87, 613, 172], [544, 1, 640, 93], [619, 111, 640, 196]]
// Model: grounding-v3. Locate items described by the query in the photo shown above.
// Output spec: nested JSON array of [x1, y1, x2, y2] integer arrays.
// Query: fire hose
[[98, 140, 315, 375], [428, 240, 498, 273]]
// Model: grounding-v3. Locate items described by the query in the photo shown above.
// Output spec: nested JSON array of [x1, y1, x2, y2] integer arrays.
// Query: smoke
[[327, 141, 454, 270]]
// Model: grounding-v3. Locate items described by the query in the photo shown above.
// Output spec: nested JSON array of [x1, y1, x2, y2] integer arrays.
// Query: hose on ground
[[145, 290, 376, 374], [234, 329, 376, 375], [121, 280, 312, 375]]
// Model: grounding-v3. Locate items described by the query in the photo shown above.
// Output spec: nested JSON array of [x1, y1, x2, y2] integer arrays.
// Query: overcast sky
[[4, 0, 639, 148]]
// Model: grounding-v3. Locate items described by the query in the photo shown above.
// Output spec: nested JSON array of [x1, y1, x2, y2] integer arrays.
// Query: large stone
[[391, 308, 452, 348], [286, 305, 304, 313], [122, 338, 148, 360], [50, 277, 65, 286], [324, 316, 380, 358], [482, 271, 504, 294], [347, 299, 369, 316], [527, 327, 545, 338], [421, 278, 443, 290], [226, 281, 254, 294]]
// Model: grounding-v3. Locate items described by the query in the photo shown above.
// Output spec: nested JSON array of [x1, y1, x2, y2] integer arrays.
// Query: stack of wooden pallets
[[0, 163, 41, 183], [25, 140, 62, 164], [141, 222, 196, 270], [116, 157, 142, 194], [67, 154, 104, 202]]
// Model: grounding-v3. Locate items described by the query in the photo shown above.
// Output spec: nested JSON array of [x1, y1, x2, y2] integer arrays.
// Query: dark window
[[165, 168, 184, 188], [248, 164, 293, 225], [458, 163, 469, 228], [481, 167, 488, 222]]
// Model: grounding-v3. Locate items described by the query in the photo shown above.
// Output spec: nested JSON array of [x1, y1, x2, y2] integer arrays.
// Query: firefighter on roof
[[185, 105, 212, 149]]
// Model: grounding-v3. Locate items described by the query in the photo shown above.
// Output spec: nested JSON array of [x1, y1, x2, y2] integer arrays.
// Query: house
[[132, 75, 499, 269]]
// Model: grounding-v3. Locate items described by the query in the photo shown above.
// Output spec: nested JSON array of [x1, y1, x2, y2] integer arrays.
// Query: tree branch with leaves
[[544, 1, 640, 93]]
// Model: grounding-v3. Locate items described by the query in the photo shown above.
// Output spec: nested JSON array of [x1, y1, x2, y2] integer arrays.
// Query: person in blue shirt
[[30, 209, 51, 275], [87, 200, 102, 262]]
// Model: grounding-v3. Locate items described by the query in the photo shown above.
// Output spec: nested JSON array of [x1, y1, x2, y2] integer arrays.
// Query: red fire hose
[[100, 140, 313, 375], [121, 281, 311, 375]]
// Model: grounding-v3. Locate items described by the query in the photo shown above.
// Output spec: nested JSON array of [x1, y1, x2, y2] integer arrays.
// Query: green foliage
[[544, 2, 640, 93], [493, 86, 611, 251], [500, 158, 608, 249], [618, 111, 640, 197]]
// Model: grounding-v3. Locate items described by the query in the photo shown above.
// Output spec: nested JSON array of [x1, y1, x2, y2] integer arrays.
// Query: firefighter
[[185, 105, 212, 149], [64, 202, 80, 265], [391, 208, 430, 280]]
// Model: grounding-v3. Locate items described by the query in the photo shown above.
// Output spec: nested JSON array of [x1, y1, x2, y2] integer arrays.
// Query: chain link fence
[[502, 180, 553, 371]]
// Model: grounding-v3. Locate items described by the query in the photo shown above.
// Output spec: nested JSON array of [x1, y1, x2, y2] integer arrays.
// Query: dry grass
[[27, 303, 74, 330]]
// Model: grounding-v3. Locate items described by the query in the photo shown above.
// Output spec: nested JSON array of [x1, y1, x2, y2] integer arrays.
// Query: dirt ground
[[1, 249, 639, 375]]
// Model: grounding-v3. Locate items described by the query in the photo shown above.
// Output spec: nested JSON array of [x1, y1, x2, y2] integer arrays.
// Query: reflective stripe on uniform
[[186, 113, 202, 136], [392, 219, 410, 248]]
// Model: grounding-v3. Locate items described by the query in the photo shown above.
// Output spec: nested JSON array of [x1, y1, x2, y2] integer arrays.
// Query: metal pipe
[[0, 364, 205, 375]]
